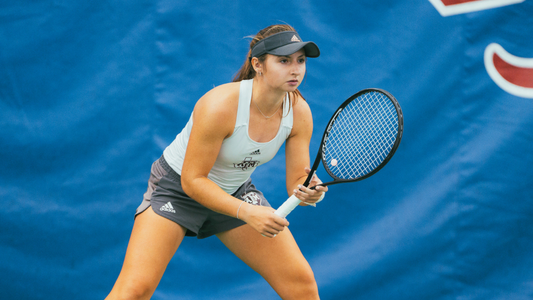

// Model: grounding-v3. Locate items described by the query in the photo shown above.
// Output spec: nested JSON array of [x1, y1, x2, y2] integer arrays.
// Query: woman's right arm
[[180, 84, 289, 237]]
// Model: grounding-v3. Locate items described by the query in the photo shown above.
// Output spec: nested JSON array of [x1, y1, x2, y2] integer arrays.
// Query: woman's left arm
[[285, 97, 328, 206]]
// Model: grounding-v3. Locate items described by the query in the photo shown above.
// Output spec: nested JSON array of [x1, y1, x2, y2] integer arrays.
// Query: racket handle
[[274, 195, 301, 218]]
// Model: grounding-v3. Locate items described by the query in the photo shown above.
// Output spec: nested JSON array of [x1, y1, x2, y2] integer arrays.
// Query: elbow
[[181, 171, 207, 199], [180, 172, 195, 197]]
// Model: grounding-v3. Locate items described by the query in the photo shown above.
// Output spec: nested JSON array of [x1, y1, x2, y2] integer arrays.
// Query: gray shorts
[[136, 155, 271, 239]]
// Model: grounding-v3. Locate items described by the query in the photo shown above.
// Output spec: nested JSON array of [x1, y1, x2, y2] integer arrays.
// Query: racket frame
[[308, 88, 403, 188]]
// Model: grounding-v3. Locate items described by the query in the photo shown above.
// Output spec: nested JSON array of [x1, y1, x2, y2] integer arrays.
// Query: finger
[[292, 187, 308, 201], [261, 233, 277, 238], [302, 185, 324, 198], [298, 185, 320, 198], [263, 227, 282, 238], [264, 219, 285, 232], [315, 185, 328, 193], [308, 180, 323, 191], [265, 207, 290, 225], [297, 184, 316, 194], [294, 190, 314, 204], [272, 215, 289, 228]]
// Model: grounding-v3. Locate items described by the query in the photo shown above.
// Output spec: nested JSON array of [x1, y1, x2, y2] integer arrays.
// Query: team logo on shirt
[[242, 192, 263, 206], [234, 157, 260, 171]]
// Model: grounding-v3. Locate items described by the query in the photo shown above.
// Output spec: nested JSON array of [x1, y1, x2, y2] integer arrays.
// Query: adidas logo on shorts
[[160, 202, 176, 213]]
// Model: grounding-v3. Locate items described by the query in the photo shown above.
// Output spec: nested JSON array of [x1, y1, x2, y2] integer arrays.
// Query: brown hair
[[232, 24, 305, 103]]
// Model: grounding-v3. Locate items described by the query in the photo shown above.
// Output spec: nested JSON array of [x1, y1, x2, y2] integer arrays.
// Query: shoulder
[[196, 82, 240, 109], [194, 82, 240, 117], [192, 82, 241, 137]]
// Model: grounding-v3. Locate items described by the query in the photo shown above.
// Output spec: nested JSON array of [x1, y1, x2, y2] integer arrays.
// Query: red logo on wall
[[485, 43, 533, 99], [429, 0, 524, 16]]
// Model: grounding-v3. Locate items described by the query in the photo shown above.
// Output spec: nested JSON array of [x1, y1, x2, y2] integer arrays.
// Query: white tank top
[[163, 79, 294, 194]]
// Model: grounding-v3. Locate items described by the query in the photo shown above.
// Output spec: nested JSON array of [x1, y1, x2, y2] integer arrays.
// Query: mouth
[[287, 79, 299, 85]]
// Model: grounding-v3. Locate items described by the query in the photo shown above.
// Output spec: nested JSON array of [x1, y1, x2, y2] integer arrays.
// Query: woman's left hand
[[293, 167, 328, 206]]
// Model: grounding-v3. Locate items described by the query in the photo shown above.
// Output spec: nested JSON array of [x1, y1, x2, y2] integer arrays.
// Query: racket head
[[319, 88, 403, 186]]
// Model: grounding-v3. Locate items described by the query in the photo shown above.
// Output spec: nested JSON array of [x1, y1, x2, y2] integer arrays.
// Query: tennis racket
[[275, 88, 403, 218]]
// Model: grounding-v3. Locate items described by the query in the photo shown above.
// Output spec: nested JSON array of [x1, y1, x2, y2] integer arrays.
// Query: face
[[256, 49, 307, 92]]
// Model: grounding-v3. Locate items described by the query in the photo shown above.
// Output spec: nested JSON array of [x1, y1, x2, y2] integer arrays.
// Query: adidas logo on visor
[[291, 35, 300, 42]]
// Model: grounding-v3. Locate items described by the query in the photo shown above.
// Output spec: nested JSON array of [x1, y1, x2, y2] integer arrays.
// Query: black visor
[[250, 31, 320, 59]]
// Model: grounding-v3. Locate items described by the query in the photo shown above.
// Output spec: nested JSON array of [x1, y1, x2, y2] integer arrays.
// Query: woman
[[106, 24, 327, 300]]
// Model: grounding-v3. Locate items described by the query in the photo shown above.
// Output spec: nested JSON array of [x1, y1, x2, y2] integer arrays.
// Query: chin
[[284, 83, 300, 91]]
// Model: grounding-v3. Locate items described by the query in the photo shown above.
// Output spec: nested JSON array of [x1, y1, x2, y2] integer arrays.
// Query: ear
[[251, 57, 263, 74]]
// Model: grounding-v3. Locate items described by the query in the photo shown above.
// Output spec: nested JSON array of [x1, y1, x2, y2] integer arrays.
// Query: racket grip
[[274, 195, 301, 218]]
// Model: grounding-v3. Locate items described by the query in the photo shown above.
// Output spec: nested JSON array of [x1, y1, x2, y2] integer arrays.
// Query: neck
[[251, 78, 286, 114]]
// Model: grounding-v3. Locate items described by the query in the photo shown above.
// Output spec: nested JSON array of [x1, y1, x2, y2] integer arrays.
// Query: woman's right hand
[[239, 203, 289, 238]]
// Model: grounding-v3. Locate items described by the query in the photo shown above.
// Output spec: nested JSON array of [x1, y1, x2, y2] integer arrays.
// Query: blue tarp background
[[2, 1, 533, 299]]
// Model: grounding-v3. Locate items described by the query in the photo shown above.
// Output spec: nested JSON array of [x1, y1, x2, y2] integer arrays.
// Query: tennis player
[[106, 24, 327, 300]]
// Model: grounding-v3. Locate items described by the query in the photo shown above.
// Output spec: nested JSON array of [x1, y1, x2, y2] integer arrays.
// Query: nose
[[291, 61, 303, 75]]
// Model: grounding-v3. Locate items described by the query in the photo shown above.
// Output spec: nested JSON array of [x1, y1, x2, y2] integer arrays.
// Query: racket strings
[[324, 91, 399, 180]]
